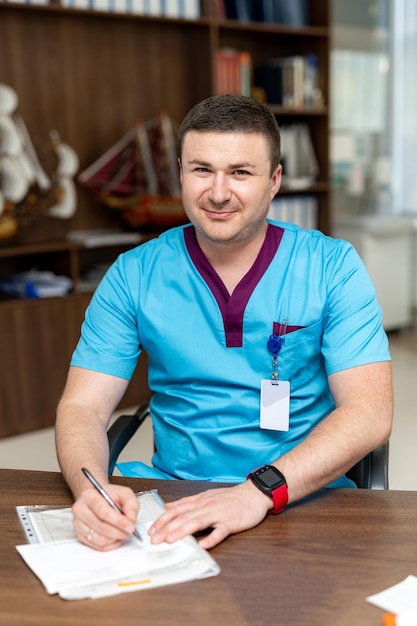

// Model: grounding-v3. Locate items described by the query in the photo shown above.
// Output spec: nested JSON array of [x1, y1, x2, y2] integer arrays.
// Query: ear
[[270, 164, 282, 200], [178, 158, 183, 184]]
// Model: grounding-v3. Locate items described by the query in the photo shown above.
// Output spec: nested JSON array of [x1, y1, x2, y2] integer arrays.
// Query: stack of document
[[16, 490, 220, 600]]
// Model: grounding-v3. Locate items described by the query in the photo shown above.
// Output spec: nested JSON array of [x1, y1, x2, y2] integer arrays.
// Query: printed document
[[16, 489, 220, 600]]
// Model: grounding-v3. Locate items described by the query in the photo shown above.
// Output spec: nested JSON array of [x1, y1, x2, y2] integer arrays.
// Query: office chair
[[108, 402, 152, 475], [346, 440, 389, 489], [107, 402, 389, 489]]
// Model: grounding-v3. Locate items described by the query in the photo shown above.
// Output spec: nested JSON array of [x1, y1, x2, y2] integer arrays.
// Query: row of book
[[2, 0, 200, 17], [1, 0, 309, 24], [268, 196, 318, 231], [218, 0, 308, 27], [254, 55, 323, 110], [215, 49, 324, 112], [215, 48, 252, 97]]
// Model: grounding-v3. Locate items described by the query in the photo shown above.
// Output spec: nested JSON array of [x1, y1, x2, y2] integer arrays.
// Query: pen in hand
[[81, 467, 142, 542]]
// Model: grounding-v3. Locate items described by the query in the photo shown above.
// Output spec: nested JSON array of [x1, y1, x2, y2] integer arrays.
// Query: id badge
[[260, 379, 290, 431]]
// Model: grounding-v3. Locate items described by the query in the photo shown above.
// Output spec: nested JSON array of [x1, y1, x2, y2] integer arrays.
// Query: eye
[[234, 169, 250, 177]]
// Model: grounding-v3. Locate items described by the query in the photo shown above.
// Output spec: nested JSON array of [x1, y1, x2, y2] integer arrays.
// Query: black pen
[[81, 467, 142, 542]]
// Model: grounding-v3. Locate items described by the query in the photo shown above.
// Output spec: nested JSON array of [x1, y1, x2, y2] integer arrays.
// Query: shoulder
[[117, 224, 190, 267], [269, 219, 358, 262]]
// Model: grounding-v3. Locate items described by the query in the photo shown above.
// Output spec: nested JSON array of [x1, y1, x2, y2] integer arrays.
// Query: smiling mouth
[[207, 211, 234, 219], [203, 207, 236, 218]]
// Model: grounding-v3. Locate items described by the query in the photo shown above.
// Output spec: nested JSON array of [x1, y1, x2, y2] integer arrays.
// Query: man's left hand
[[148, 481, 273, 549]]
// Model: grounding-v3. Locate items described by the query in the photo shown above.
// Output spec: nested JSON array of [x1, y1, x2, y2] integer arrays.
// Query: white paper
[[366, 575, 417, 614], [16, 490, 220, 599], [396, 613, 417, 626], [17, 534, 198, 596]]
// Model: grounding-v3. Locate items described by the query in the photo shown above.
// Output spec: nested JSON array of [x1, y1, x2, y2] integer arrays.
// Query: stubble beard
[[192, 199, 269, 247]]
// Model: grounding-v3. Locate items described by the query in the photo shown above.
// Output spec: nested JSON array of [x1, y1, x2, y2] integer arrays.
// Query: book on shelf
[[269, 195, 318, 231], [87, 0, 158, 12], [215, 48, 252, 97], [89, 0, 141, 12], [219, 0, 309, 26], [253, 0, 308, 26], [160, 0, 200, 18], [253, 0, 274, 22], [281, 56, 305, 109], [61, 0, 90, 7], [91, 0, 110, 9], [58, 0, 200, 16], [279, 123, 320, 189], [5, 0, 50, 4], [276, 0, 308, 27], [213, 0, 226, 18], [254, 54, 321, 109], [223, 0, 253, 21]]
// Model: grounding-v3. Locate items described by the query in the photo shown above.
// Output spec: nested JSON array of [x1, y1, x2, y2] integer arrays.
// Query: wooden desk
[[1, 469, 417, 626]]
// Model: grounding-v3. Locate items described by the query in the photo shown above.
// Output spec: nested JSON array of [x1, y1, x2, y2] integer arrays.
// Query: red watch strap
[[269, 482, 288, 515], [247, 466, 288, 515]]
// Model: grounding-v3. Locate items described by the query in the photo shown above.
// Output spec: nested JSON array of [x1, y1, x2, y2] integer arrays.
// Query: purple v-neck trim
[[184, 224, 284, 347]]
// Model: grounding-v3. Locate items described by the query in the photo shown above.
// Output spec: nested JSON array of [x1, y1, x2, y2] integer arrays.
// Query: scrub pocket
[[276, 318, 325, 387]]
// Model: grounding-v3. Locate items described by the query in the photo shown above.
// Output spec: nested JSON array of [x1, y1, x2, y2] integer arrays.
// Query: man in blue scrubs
[[56, 95, 392, 551]]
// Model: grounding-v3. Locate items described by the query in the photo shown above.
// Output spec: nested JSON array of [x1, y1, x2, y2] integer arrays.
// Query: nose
[[207, 173, 231, 205]]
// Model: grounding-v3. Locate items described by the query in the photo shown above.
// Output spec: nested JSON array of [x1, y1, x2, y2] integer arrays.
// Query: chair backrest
[[345, 442, 389, 489], [107, 403, 389, 489], [107, 402, 151, 475]]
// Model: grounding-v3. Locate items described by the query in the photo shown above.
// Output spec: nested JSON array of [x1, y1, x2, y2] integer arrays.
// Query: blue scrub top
[[71, 222, 390, 485]]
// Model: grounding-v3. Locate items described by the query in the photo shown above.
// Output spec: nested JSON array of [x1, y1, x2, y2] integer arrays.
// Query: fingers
[[72, 484, 139, 551], [149, 496, 218, 544], [80, 522, 124, 551], [198, 527, 229, 551], [148, 484, 267, 549]]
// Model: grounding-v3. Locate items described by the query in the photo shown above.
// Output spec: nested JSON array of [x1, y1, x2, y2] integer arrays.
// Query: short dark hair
[[178, 94, 281, 175]]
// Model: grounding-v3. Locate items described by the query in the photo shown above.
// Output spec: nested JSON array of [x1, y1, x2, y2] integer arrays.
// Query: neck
[[196, 224, 268, 294]]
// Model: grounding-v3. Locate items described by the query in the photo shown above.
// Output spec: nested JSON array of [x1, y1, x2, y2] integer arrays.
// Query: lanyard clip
[[267, 334, 283, 358], [267, 334, 283, 383]]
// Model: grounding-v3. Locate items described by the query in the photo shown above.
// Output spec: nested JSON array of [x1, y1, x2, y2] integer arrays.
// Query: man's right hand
[[72, 483, 140, 551]]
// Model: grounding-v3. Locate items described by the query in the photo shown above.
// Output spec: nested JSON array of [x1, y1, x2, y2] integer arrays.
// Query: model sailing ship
[[78, 112, 186, 230]]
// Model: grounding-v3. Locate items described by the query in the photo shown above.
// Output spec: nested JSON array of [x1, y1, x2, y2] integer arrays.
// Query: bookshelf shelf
[[268, 106, 329, 116], [0, 0, 331, 437], [217, 20, 329, 37]]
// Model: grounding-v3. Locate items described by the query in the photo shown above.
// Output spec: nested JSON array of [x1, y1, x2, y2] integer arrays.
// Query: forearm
[[273, 362, 393, 503], [55, 367, 129, 498], [273, 409, 386, 502], [55, 402, 111, 498]]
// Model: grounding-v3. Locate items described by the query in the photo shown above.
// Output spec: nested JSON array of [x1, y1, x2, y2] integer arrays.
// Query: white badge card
[[260, 379, 290, 431]]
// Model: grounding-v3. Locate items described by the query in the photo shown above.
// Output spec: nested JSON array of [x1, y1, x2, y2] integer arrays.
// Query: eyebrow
[[186, 158, 256, 170]]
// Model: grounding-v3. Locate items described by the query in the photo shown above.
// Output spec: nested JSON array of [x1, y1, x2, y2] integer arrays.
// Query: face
[[179, 131, 282, 250]]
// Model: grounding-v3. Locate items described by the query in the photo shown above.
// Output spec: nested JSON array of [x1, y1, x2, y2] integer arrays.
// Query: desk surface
[[1, 469, 417, 626]]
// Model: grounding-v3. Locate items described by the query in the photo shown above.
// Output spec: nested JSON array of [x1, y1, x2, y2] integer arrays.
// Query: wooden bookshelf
[[0, 0, 330, 437]]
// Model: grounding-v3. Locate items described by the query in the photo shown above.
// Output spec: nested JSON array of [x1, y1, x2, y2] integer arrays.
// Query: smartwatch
[[247, 465, 288, 515]]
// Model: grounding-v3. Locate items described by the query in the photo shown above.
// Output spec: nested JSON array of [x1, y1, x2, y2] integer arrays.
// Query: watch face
[[256, 466, 285, 490]]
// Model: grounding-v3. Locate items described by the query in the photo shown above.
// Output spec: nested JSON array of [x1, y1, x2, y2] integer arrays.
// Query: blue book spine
[[276, 0, 308, 26], [224, 0, 253, 22]]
